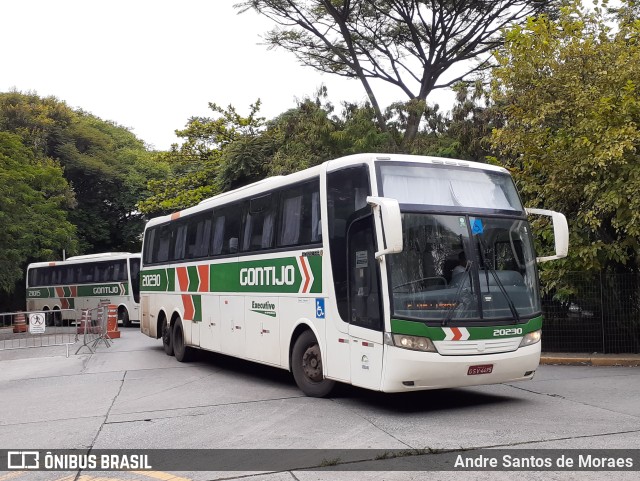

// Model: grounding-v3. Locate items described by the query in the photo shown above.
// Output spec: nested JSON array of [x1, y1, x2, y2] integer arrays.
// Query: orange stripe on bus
[[171, 212, 181, 220], [197, 264, 209, 292], [182, 294, 194, 320], [177, 267, 189, 292]]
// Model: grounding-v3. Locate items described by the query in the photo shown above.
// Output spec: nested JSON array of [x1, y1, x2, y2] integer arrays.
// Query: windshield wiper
[[477, 236, 520, 323], [442, 260, 471, 327]]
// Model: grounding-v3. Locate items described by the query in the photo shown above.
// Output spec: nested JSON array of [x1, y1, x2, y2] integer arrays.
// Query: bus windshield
[[388, 213, 541, 322], [379, 163, 523, 212]]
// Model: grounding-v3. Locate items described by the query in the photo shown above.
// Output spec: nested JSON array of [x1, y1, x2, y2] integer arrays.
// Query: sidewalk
[[540, 352, 640, 366]]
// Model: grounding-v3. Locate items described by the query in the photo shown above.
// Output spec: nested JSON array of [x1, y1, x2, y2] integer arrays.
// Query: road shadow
[[175, 348, 523, 412], [330, 382, 522, 414]]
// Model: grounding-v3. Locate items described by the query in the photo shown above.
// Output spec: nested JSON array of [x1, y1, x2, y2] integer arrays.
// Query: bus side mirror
[[525, 208, 569, 262], [367, 196, 403, 259]]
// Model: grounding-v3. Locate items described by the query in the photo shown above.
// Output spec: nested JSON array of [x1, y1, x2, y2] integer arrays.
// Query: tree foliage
[[138, 101, 269, 214], [490, 0, 640, 282], [238, 0, 558, 150], [0, 132, 76, 292], [0, 91, 166, 253]]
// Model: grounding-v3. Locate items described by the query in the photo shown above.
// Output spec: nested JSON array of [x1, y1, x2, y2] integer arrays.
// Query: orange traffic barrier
[[13, 312, 27, 333], [106, 304, 120, 339]]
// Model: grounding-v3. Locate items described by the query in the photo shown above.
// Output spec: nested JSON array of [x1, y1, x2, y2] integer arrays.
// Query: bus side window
[[242, 195, 275, 252], [277, 179, 321, 247], [155, 225, 172, 263], [185, 212, 212, 259], [211, 203, 241, 256], [143, 228, 156, 264]]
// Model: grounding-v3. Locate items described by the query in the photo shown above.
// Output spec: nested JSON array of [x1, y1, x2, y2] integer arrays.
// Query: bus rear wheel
[[291, 330, 335, 397], [119, 307, 131, 328], [162, 322, 173, 356], [172, 318, 193, 362]]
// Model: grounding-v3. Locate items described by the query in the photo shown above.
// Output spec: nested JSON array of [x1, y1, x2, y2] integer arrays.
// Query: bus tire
[[53, 308, 62, 327], [120, 307, 131, 328], [172, 318, 193, 362], [162, 321, 174, 356], [43, 307, 53, 326], [291, 330, 335, 397]]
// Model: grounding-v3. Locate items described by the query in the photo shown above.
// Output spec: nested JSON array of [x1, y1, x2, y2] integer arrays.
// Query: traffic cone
[[106, 304, 120, 339], [13, 312, 27, 333]]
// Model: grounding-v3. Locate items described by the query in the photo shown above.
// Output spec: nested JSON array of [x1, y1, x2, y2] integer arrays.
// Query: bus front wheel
[[162, 322, 173, 356], [291, 330, 335, 397]]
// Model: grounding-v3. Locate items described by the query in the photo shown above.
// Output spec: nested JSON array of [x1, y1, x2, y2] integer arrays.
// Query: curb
[[540, 354, 640, 367]]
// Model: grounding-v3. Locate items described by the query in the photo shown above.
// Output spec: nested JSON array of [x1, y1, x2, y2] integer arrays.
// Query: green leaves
[[491, 0, 640, 275], [0, 132, 76, 292]]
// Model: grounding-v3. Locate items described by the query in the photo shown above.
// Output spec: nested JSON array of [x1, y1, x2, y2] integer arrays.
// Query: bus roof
[[27, 252, 140, 269], [144, 153, 510, 229]]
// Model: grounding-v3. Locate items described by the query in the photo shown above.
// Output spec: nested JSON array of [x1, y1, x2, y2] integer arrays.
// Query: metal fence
[[542, 272, 640, 354], [0, 305, 113, 357], [0, 309, 79, 356]]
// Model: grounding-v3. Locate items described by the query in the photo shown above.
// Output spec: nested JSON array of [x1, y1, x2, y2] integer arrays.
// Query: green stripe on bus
[[390, 316, 543, 341], [167, 268, 175, 292], [77, 283, 128, 297], [193, 295, 202, 322], [26, 288, 52, 298], [28, 284, 128, 298], [141, 256, 323, 294], [187, 265, 199, 292]]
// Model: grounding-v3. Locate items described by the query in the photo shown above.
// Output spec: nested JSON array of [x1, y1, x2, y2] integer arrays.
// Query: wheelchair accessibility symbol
[[315, 299, 325, 319]]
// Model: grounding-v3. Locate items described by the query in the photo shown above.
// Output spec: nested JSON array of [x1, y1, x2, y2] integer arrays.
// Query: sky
[[1, 0, 455, 151]]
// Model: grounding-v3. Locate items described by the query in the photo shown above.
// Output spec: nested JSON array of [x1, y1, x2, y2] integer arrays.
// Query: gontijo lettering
[[240, 266, 295, 286], [92, 286, 120, 295]]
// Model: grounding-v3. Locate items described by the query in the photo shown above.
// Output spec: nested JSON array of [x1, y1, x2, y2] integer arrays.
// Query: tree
[[0, 91, 166, 253], [237, 0, 558, 150], [138, 102, 268, 214], [490, 0, 640, 280], [0, 132, 76, 293]]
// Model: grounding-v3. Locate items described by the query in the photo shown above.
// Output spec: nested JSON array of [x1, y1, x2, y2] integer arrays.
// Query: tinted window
[[278, 180, 321, 247], [242, 195, 276, 252], [143, 228, 156, 264], [211, 203, 242, 255], [185, 213, 213, 259]]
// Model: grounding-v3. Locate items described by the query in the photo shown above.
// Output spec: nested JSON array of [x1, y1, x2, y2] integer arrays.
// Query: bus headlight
[[386, 333, 436, 352], [519, 329, 541, 347]]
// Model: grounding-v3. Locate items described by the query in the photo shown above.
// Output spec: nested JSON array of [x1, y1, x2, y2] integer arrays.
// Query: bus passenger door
[[347, 215, 384, 391]]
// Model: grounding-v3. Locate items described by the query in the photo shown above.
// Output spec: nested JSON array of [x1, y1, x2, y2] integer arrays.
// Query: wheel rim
[[301, 343, 323, 382]]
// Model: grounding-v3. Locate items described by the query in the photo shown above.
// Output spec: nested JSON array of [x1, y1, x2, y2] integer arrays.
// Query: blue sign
[[315, 298, 325, 319], [471, 218, 484, 235]]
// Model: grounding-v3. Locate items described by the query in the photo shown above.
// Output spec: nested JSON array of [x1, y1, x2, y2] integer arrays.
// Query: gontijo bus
[[26, 252, 141, 326], [139, 153, 568, 397]]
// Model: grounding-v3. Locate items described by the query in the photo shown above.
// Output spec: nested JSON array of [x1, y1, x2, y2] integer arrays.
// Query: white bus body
[[26, 252, 141, 326], [140, 154, 568, 396]]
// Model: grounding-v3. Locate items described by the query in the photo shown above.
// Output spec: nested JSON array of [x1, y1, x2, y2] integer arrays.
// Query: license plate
[[468, 364, 493, 375]]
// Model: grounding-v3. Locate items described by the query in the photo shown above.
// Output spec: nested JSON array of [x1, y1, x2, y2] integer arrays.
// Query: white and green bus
[[26, 252, 141, 327], [140, 153, 568, 396]]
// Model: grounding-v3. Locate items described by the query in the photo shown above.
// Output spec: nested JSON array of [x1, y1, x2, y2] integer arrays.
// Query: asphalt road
[[0, 328, 639, 481]]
